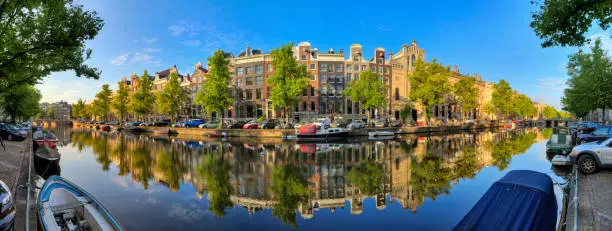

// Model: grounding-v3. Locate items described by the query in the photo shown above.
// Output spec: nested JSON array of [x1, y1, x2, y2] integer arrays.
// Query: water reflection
[[66, 128, 548, 228]]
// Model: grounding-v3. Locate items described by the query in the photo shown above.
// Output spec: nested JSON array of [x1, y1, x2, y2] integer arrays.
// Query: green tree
[[130, 71, 155, 121], [0, 0, 104, 92], [72, 99, 86, 119], [408, 59, 451, 121], [270, 165, 310, 228], [195, 50, 233, 126], [492, 79, 514, 118], [399, 104, 412, 124], [453, 77, 479, 119], [112, 81, 130, 121], [513, 94, 537, 119], [268, 43, 310, 125], [93, 84, 112, 121], [562, 39, 612, 119], [47, 107, 54, 119], [530, 0, 611, 47], [0, 84, 41, 122], [156, 72, 189, 122], [542, 106, 559, 119], [344, 70, 387, 123], [197, 153, 233, 217]]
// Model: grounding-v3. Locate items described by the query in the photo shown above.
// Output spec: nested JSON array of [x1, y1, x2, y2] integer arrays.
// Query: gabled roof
[[237, 49, 262, 57]]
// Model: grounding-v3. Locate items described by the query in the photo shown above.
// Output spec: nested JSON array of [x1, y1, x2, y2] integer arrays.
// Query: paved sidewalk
[[0, 140, 28, 195], [566, 170, 612, 231]]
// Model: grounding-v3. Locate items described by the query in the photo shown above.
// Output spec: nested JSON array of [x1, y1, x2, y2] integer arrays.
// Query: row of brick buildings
[[117, 40, 520, 122]]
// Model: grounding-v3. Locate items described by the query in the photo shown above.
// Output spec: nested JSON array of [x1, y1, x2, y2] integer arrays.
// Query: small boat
[[206, 131, 227, 138], [33, 130, 58, 150], [101, 125, 111, 132], [551, 155, 572, 166], [34, 145, 61, 164], [37, 175, 124, 231], [454, 170, 557, 231], [122, 126, 143, 133], [545, 127, 573, 155], [368, 131, 395, 137], [297, 118, 349, 142]]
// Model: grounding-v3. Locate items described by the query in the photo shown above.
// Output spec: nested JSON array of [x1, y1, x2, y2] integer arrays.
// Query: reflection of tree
[[346, 159, 387, 195], [542, 128, 553, 140], [156, 148, 183, 191], [410, 153, 453, 202], [453, 146, 479, 179], [270, 165, 310, 228], [92, 135, 111, 171], [111, 137, 129, 176], [132, 145, 153, 190], [489, 131, 537, 170], [196, 153, 233, 217]]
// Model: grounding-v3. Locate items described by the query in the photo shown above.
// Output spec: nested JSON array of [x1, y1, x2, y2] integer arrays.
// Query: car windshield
[[597, 137, 612, 145]]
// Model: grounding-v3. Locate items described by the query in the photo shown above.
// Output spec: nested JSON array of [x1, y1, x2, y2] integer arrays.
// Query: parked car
[[171, 122, 183, 128], [0, 123, 27, 141], [347, 120, 365, 129], [578, 122, 601, 134], [153, 120, 171, 127], [199, 120, 220, 129], [389, 120, 402, 127], [243, 121, 259, 129], [576, 126, 612, 145], [374, 119, 389, 127], [260, 119, 277, 129], [570, 137, 612, 174], [182, 119, 204, 128], [227, 120, 247, 129], [0, 180, 15, 231], [140, 121, 154, 127]]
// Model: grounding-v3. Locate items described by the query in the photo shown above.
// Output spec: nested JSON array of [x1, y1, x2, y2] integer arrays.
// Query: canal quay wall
[[0, 138, 34, 231], [73, 121, 498, 137], [566, 171, 612, 230]]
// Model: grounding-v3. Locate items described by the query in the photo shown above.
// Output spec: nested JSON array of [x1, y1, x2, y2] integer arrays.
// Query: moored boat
[[296, 118, 349, 142], [34, 145, 61, 165], [37, 175, 124, 231], [33, 129, 58, 150], [368, 131, 395, 137]]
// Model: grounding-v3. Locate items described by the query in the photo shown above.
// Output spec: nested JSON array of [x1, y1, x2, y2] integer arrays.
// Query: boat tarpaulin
[[453, 170, 557, 231], [299, 124, 316, 135]]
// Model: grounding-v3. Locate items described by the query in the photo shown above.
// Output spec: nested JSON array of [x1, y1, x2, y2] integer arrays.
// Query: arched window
[[411, 55, 416, 68], [302, 102, 307, 111], [311, 102, 316, 111]]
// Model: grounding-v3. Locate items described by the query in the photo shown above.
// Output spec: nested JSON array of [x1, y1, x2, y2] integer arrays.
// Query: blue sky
[[38, 0, 611, 109]]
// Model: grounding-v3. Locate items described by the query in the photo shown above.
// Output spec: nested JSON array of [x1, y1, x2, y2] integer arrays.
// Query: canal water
[[39, 126, 567, 231]]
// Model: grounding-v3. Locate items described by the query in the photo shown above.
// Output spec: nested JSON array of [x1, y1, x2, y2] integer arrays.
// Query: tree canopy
[[72, 98, 86, 119], [93, 84, 112, 120], [513, 94, 537, 119], [112, 81, 130, 121], [0, 0, 104, 92], [562, 38, 612, 118], [156, 72, 189, 121], [0, 84, 41, 121], [268, 43, 310, 124], [344, 70, 387, 122], [453, 77, 479, 115], [195, 50, 233, 124], [408, 59, 451, 120], [492, 79, 514, 118], [130, 71, 155, 119], [530, 0, 612, 47]]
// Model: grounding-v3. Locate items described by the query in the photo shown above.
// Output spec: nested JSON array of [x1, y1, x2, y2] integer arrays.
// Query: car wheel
[[7, 134, 12, 141], [578, 155, 598, 175]]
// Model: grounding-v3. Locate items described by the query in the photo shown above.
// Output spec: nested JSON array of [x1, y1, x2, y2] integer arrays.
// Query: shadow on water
[[47, 126, 558, 230]]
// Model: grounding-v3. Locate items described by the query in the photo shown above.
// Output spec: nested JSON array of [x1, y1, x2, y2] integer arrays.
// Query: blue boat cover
[[454, 170, 557, 231]]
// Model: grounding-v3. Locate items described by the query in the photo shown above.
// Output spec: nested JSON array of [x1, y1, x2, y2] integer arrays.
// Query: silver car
[[0, 180, 15, 231], [570, 137, 612, 174]]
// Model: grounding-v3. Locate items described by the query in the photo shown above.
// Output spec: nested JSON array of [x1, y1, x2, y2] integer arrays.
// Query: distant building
[[42, 101, 71, 120]]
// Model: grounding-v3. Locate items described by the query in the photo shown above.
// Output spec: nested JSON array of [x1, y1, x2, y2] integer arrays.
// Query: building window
[[311, 102, 316, 111], [346, 64, 351, 70], [256, 89, 262, 99], [310, 87, 315, 96], [302, 88, 307, 96], [246, 89, 253, 100], [321, 74, 326, 82], [395, 88, 400, 100], [353, 56, 359, 61], [412, 55, 416, 68], [335, 64, 342, 72], [371, 66, 376, 72], [378, 67, 383, 74], [310, 74, 316, 81], [384, 67, 389, 74], [320, 86, 328, 96], [336, 74, 343, 83], [328, 64, 333, 72], [361, 65, 366, 71], [256, 77, 263, 85], [377, 58, 383, 64], [301, 55, 306, 60], [320, 64, 327, 71], [354, 65, 358, 71], [267, 64, 273, 71], [236, 79, 242, 87], [354, 73, 359, 79], [246, 77, 253, 86], [303, 102, 307, 111], [347, 73, 352, 81], [310, 64, 316, 70], [256, 65, 263, 74], [237, 67, 243, 76]]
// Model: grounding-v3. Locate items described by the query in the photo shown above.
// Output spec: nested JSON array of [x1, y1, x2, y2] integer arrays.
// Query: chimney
[[412, 39, 417, 45], [339, 49, 344, 55], [473, 73, 477, 78], [328, 48, 334, 54], [453, 65, 458, 73], [246, 46, 252, 56]]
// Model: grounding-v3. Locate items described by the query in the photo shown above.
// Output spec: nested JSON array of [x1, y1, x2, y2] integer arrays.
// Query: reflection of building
[[70, 128, 543, 222]]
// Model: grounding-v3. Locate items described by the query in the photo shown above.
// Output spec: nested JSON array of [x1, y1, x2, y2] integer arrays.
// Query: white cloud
[[131, 52, 162, 67], [536, 77, 567, 92], [111, 54, 129, 65], [181, 40, 201, 47], [144, 48, 161, 53], [588, 32, 612, 51], [134, 37, 159, 44], [168, 203, 212, 222], [37, 73, 110, 104]]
